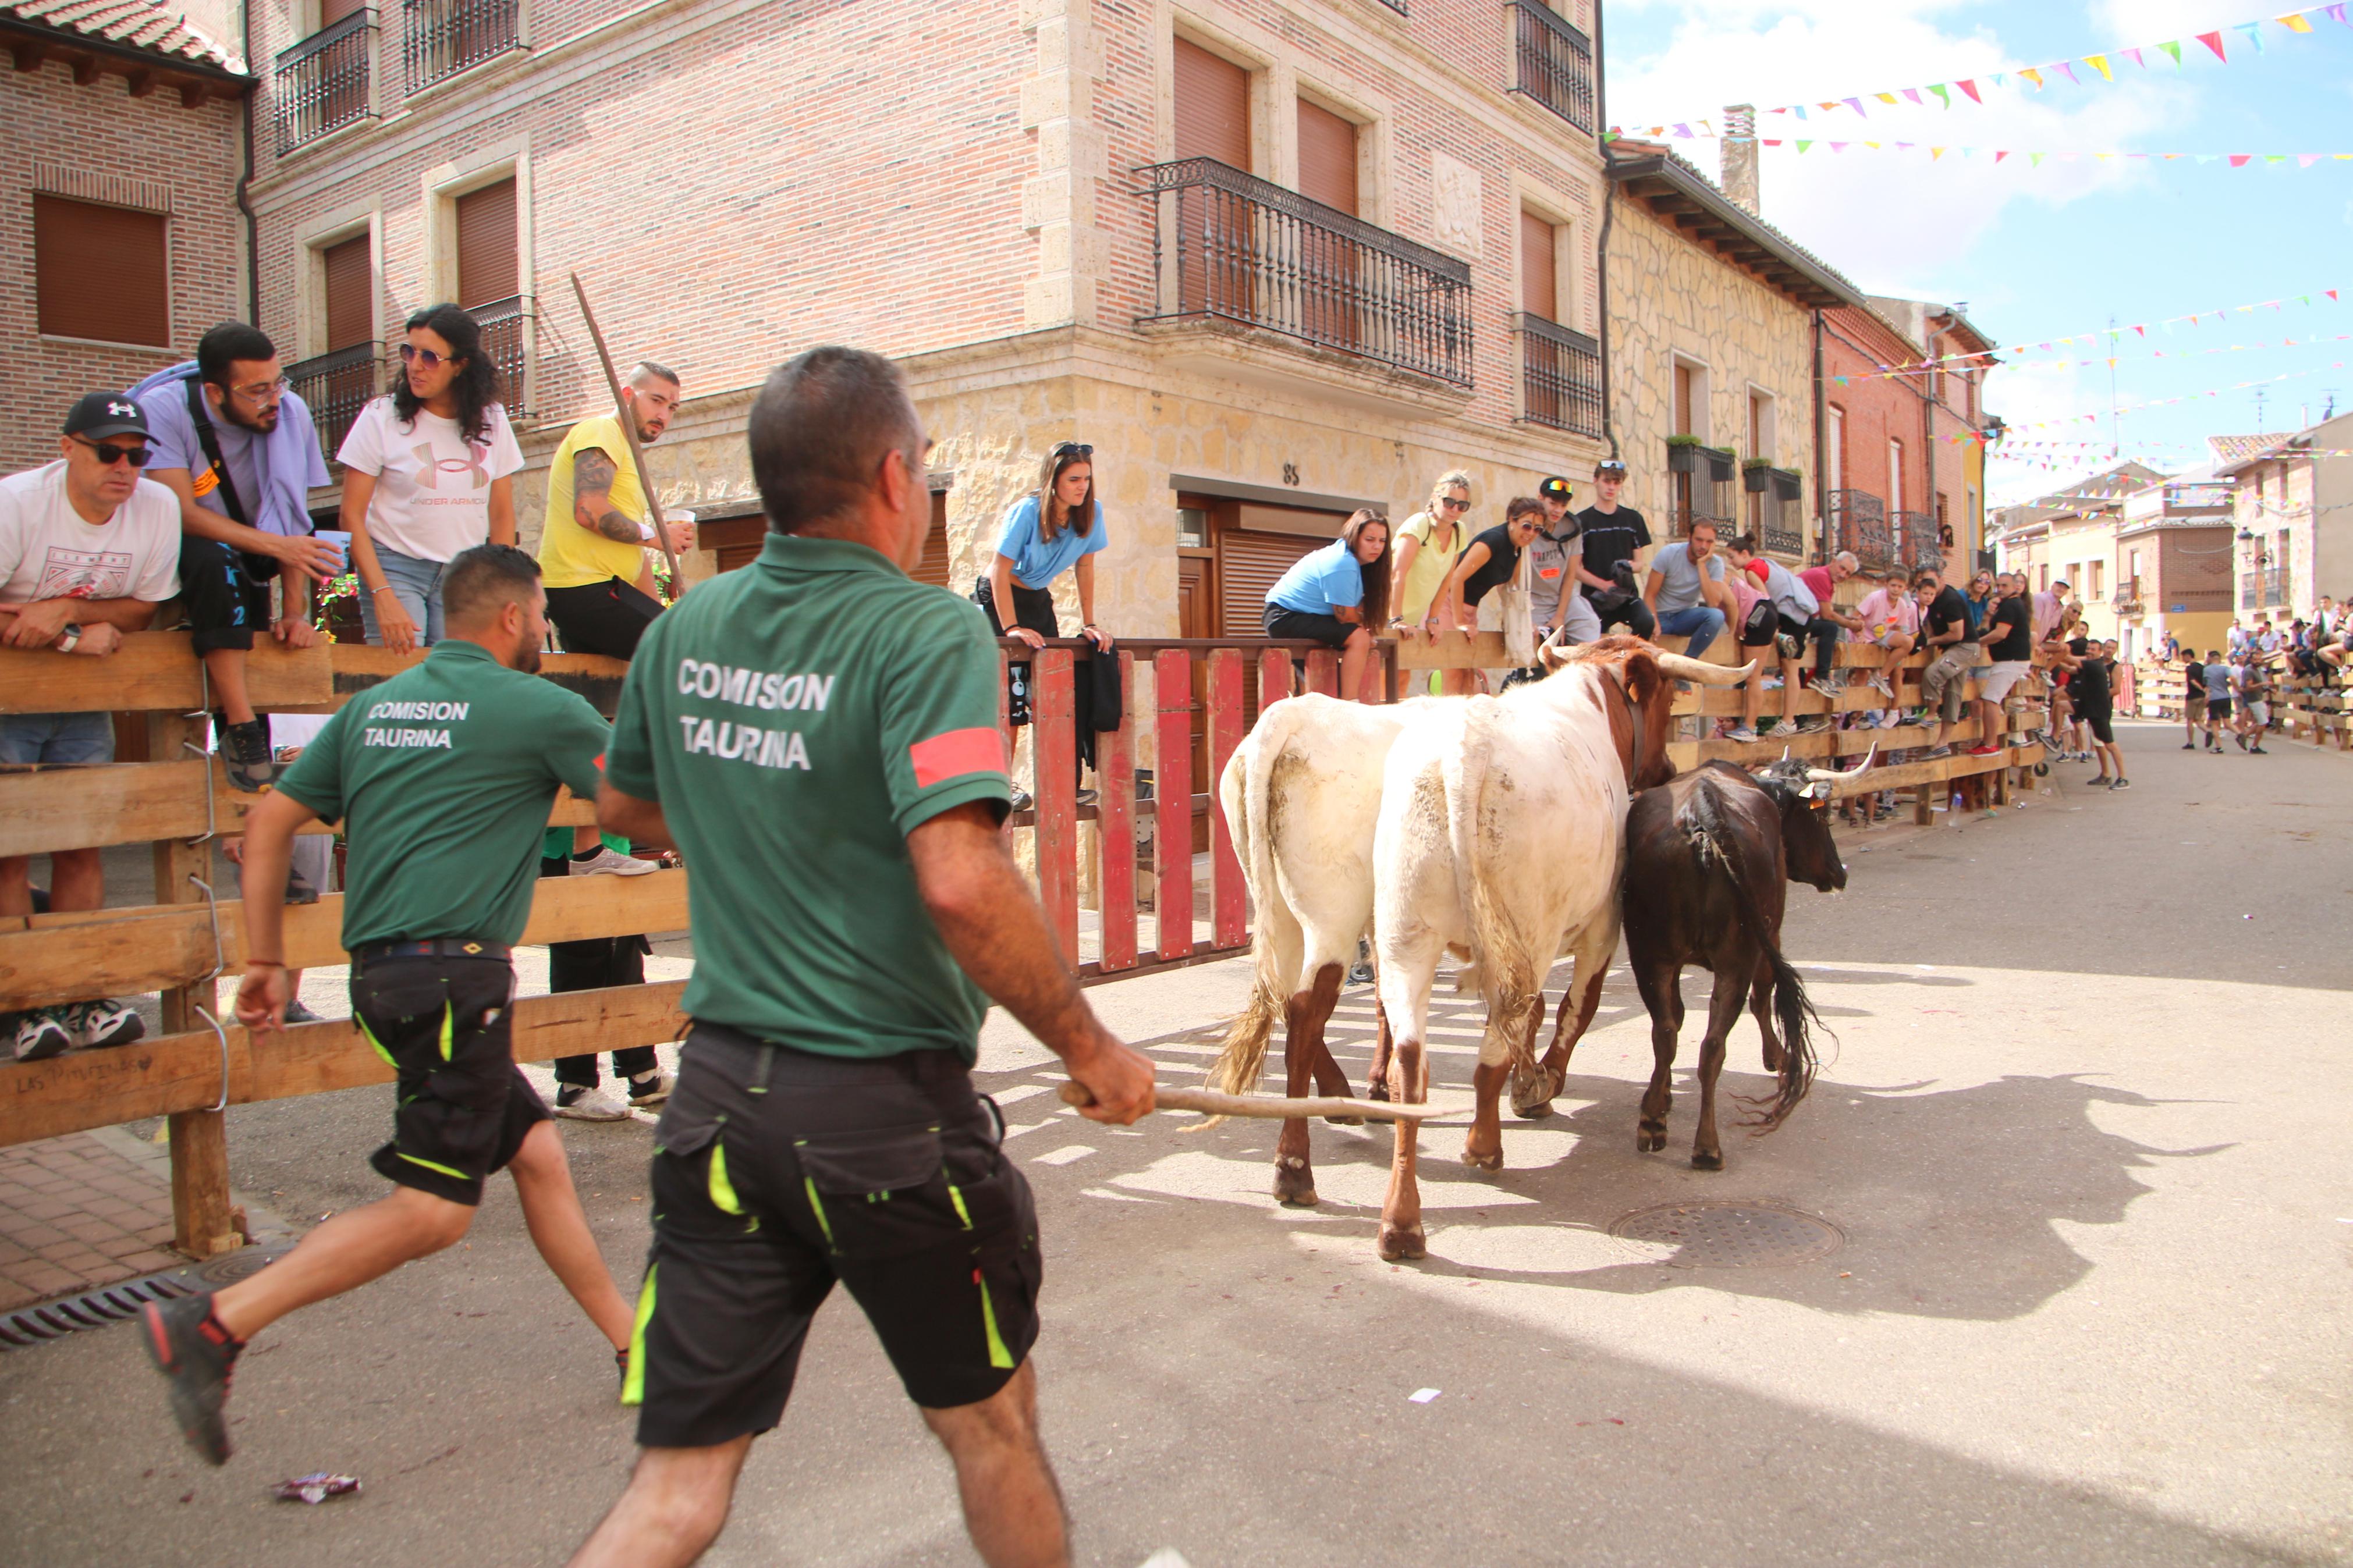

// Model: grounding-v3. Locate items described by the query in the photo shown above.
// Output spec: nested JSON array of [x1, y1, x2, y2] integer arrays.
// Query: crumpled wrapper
[[272, 1473, 361, 1505]]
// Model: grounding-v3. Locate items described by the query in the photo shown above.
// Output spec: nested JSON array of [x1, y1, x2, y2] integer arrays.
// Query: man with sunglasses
[[0, 394, 184, 1061], [132, 323, 338, 792]]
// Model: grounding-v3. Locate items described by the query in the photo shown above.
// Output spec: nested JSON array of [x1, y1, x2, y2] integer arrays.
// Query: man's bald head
[[627, 361, 682, 442]]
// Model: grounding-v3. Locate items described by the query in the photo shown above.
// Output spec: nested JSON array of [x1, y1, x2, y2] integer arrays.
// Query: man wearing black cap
[[0, 394, 184, 1061], [1527, 475, 1602, 646], [1574, 457, 1656, 640]]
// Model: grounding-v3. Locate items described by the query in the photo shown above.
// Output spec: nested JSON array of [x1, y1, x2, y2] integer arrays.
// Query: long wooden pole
[[568, 272, 684, 602], [1058, 1081, 1475, 1123]]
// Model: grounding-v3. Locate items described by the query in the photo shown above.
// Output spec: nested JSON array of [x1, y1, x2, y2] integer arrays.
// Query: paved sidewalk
[[0, 1131, 180, 1311]]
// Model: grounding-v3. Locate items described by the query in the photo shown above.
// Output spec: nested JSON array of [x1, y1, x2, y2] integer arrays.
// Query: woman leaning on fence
[[1262, 508, 1392, 702], [336, 304, 525, 653]]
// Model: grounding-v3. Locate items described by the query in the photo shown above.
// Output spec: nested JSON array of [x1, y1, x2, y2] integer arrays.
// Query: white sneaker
[[1724, 726, 1758, 743], [60, 998, 145, 1049], [570, 846, 658, 877], [11, 1008, 72, 1062], [553, 1086, 633, 1121], [626, 1071, 675, 1108]]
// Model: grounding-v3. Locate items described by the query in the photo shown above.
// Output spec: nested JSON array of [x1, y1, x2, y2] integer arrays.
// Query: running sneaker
[[2234, 733, 2249, 753], [1816, 671, 1850, 697], [10, 1008, 72, 1062], [553, 1085, 632, 1121], [2249, 745, 2268, 755], [626, 1071, 674, 1108], [2111, 777, 2132, 790], [1965, 744, 2004, 757], [1866, 672, 1896, 702], [283, 865, 321, 905], [1923, 744, 1955, 759], [2181, 741, 2197, 751], [571, 846, 658, 877], [1007, 790, 1034, 813], [282, 998, 325, 1025], [1724, 726, 1759, 743], [61, 998, 144, 1050], [141, 1292, 241, 1466], [217, 719, 276, 794]]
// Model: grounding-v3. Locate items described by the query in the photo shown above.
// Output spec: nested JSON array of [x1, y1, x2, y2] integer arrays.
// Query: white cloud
[[1605, 2, 2193, 294]]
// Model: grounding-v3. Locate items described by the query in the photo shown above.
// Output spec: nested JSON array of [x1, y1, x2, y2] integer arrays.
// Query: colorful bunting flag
[[1930, 83, 1951, 107], [2085, 53, 2114, 79], [2198, 29, 2227, 58], [1958, 78, 1982, 102], [2238, 20, 2267, 47], [2021, 66, 2045, 87], [2160, 38, 2184, 66]]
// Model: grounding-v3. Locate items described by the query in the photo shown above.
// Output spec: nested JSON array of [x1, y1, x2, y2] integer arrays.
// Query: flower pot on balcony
[[1666, 443, 1700, 474], [1743, 464, 1771, 493]]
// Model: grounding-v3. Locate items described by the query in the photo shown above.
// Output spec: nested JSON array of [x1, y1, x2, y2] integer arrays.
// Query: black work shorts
[[1261, 603, 1354, 649], [2206, 696, 2232, 719], [179, 536, 279, 656], [2081, 705, 2116, 745], [626, 1023, 1041, 1448], [354, 954, 548, 1206], [546, 577, 663, 660]]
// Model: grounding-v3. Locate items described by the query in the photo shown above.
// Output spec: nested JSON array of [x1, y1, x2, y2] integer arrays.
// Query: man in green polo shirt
[[140, 544, 636, 1467], [567, 347, 1155, 1568]]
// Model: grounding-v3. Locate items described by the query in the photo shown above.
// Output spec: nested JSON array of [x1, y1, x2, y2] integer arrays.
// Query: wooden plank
[[1258, 648, 1293, 716], [0, 980, 691, 1149], [1153, 649, 1193, 961], [148, 708, 239, 1259], [1392, 630, 1510, 671], [1032, 649, 1079, 966], [1206, 648, 1247, 948], [1, 869, 693, 1009], [1305, 648, 1339, 698], [0, 634, 330, 716], [1096, 652, 1137, 972]]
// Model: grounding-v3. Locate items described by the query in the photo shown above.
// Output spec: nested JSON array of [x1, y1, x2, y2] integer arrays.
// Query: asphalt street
[[2, 719, 2347, 1567]]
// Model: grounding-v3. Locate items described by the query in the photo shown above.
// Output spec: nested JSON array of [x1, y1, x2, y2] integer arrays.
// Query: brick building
[[241, 0, 1614, 636], [2214, 413, 2353, 624], [0, 0, 251, 473], [1819, 297, 1996, 579]]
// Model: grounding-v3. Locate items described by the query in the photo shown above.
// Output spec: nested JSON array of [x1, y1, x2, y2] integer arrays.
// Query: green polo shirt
[[278, 639, 611, 951], [605, 531, 1012, 1061]]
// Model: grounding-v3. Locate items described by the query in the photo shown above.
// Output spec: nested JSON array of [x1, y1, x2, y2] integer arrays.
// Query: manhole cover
[[1608, 1201, 1843, 1268], [196, 1246, 290, 1286]]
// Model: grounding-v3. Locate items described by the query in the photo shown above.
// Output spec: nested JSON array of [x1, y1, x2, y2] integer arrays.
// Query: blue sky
[[1601, 0, 2353, 502]]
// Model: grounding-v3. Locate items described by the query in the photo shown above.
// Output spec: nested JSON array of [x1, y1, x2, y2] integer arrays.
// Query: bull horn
[[1807, 742, 1879, 783], [1653, 652, 1756, 687]]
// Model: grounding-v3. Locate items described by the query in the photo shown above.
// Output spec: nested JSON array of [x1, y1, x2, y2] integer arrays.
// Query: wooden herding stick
[[1059, 1081, 1475, 1123], [568, 272, 684, 603]]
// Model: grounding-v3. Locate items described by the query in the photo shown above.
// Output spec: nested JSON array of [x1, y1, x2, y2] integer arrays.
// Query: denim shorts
[[0, 710, 116, 766]]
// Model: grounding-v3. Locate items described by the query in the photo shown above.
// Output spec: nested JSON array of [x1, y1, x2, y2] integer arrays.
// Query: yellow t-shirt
[[539, 414, 651, 590], [1396, 509, 1465, 622]]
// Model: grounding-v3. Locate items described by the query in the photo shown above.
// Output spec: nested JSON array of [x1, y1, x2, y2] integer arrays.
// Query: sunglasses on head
[[73, 436, 150, 467], [398, 343, 455, 368], [1052, 442, 1093, 459]]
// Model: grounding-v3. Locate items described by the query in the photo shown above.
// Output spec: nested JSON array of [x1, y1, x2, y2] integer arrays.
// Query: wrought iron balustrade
[[2240, 566, 2290, 609], [286, 342, 381, 466], [1761, 469, 1805, 557], [1507, 1, 1595, 133], [1891, 509, 1938, 572], [1137, 158, 1474, 387], [1515, 313, 1600, 437], [1823, 489, 1889, 570], [470, 295, 531, 415], [403, 0, 518, 93], [274, 10, 373, 152]]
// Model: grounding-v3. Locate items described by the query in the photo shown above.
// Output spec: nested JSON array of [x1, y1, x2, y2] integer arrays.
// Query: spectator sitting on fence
[[1853, 571, 1921, 729], [1573, 457, 1657, 643], [2032, 578, 2071, 645], [337, 304, 525, 654], [131, 322, 340, 794], [0, 393, 185, 1062], [2226, 618, 2249, 659], [1968, 571, 2034, 759], [1639, 514, 1731, 664], [1262, 507, 1392, 702], [1392, 468, 1478, 695], [1801, 551, 1879, 699], [1527, 477, 1601, 646], [1724, 534, 1844, 731], [1717, 541, 1781, 744], [1913, 564, 1982, 759]]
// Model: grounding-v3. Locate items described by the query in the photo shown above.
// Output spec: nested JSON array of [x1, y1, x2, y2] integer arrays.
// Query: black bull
[[1620, 756, 1862, 1169]]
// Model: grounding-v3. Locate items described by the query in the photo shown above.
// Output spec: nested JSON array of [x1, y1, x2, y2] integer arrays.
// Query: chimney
[[1720, 104, 1759, 216]]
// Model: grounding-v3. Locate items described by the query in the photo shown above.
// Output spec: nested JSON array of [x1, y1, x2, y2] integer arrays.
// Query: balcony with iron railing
[[1823, 489, 1889, 570], [1760, 468, 1805, 557], [2241, 566, 2291, 609], [1137, 159, 1474, 387], [2113, 576, 2145, 615], [1891, 509, 1939, 573], [286, 342, 382, 467], [1515, 314, 1600, 438], [1507, 0, 1595, 133], [403, 0, 519, 93], [1666, 443, 1734, 539], [274, 9, 374, 154], [470, 295, 531, 415]]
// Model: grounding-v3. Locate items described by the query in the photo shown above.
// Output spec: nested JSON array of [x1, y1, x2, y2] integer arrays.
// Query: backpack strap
[[183, 376, 250, 528]]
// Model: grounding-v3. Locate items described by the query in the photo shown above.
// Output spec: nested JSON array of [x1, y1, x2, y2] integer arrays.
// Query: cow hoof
[[1366, 1078, 1390, 1103], [1691, 1149, 1724, 1172], [1273, 1157, 1318, 1207], [1761, 1046, 1786, 1075], [1461, 1143, 1504, 1172], [1514, 1098, 1556, 1120], [1378, 1224, 1428, 1262], [1637, 1123, 1666, 1153], [1325, 1114, 1365, 1128]]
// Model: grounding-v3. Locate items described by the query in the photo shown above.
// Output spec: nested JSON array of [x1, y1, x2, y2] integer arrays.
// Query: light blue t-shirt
[[1266, 538, 1365, 616], [131, 367, 329, 537], [2203, 662, 2233, 700], [1649, 541, 1726, 613], [993, 494, 1108, 588]]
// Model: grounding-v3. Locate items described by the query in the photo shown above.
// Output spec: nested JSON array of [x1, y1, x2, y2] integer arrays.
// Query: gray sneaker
[[11, 1008, 72, 1062]]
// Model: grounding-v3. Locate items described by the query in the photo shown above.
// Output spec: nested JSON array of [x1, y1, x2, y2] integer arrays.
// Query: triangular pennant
[[1865, 140, 1883, 150], [2280, 12, 2315, 31], [2134, 325, 2146, 336], [2230, 154, 2253, 166], [1929, 83, 1951, 107], [2198, 30, 2227, 59], [1931, 147, 1947, 159], [1673, 123, 1693, 137], [2020, 66, 2044, 87], [1990, 72, 2007, 88], [1794, 105, 1809, 120], [2330, 3, 2350, 25], [2263, 153, 2287, 163], [1796, 140, 1814, 152], [2237, 21, 2266, 50], [2329, 289, 2341, 300], [2085, 54, 2113, 80], [1876, 92, 1899, 105], [1830, 141, 1850, 151], [2095, 153, 2113, 162], [1902, 87, 1922, 104], [1845, 96, 1866, 115], [2124, 46, 2145, 67], [2056, 61, 2079, 83], [1762, 138, 1783, 147], [2030, 152, 2045, 166], [2302, 153, 2323, 166], [1958, 78, 1981, 102], [2160, 39, 2183, 66]]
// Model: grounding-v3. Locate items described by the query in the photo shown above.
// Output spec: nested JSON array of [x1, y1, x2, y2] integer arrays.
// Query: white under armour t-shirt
[[336, 396, 524, 563]]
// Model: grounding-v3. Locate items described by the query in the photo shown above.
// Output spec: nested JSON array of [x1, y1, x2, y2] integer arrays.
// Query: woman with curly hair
[[336, 304, 524, 652]]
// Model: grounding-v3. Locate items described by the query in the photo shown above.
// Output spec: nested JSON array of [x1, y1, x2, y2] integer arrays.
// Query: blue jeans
[[1656, 604, 1725, 661], [359, 545, 448, 646], [0, 710, 115, 765]]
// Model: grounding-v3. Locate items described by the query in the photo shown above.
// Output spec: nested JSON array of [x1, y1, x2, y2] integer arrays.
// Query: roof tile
[[0, 0, 246, 73]]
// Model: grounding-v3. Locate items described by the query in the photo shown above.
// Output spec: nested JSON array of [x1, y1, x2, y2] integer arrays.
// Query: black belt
[[353, 938, 511, 965]]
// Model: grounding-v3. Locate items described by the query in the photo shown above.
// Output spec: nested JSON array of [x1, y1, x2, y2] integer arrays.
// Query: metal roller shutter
[[1296, 99, 1357, 214], [1218, 529, 1323, 637], [1174, 38, 1250, 166], [1520, 210, 1556, 321], [35, 196, 169, 348], [912, 492, 952, 589], [322, 234, 371, 350], [455, 180, 518, 307]]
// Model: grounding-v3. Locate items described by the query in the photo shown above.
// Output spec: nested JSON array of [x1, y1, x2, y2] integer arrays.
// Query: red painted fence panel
[[1206, 648, 1247, 948], [1032, 649, 1078, 963], [1096, 651, 1137, 972], [1153, 649, 1193, 961]]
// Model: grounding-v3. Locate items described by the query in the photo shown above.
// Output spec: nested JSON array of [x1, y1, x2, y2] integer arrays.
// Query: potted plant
[[1665, 433, 1702, 474], [1743, 457, 1773, 493]]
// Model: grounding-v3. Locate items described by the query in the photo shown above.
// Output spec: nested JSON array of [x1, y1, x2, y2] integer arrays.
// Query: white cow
[[1369, 640, 1750, 1261]]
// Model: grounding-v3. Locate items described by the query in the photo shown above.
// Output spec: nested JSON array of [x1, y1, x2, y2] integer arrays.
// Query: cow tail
[[1205, 717, 1288, 1105], [1450, 712, 1542, 1083], [1680, 787, 1823, 1132]]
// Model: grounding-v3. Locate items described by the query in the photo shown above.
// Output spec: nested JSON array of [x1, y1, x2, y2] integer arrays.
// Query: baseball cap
[[1593, 457, 1628, 476], [1538, 475, 1573, 500], [64, 392, 150, 441]]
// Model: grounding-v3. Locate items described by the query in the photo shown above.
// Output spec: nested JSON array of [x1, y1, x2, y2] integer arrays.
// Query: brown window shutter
[[320, 0, 364, 25], [455, 179, 519, 307], [1174, 38, 1250, 168], [912, 491, 952, 589], [35, 195, 169, 347], [1296, 99, 1357, 215], [1672, 364, 1694, 435], [322, 235, 371, 351], [1518, 210, 1556, 321], [1218, 528, 1323, 638]]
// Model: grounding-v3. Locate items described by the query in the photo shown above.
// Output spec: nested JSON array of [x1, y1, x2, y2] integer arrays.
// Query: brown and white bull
[[1368, 638, 1751, 1260]]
